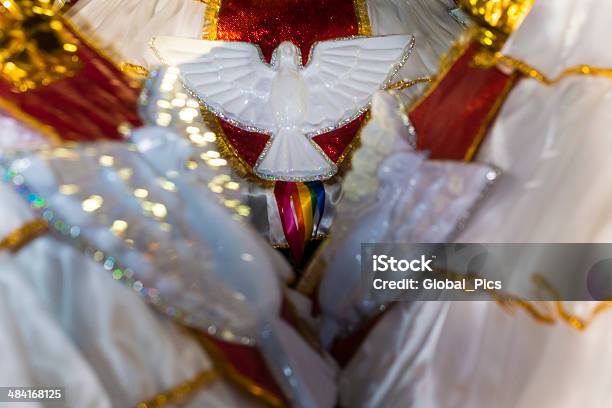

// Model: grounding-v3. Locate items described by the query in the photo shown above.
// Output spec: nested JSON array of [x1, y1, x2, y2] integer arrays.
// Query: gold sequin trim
[[136, 369, 220, 408], [459, 0, 535, 51], [0, 219, 49, 252], [354, 0, 372, 36], [198, 0, 222, 41]]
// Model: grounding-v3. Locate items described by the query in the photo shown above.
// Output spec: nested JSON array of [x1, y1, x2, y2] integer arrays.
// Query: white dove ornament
[[151, 35, 415, 181]]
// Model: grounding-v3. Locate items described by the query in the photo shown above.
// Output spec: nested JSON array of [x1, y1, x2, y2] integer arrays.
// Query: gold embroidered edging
[[136, 369, 220, 408], [0, 219, 49, 252]]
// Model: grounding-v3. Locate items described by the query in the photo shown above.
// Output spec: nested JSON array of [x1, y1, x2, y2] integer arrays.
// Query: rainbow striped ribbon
[[274, 181, 326, 263]]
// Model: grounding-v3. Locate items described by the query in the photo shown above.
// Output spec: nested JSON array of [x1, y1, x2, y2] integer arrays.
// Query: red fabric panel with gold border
[[410, 42, 517, 161]]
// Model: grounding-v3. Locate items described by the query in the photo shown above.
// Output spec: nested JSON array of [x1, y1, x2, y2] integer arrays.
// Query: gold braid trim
[[0, 219, 49, 252], [387, 76, 432, 91], [532, 275, 612, 331], [492, 275, 612, 331], [474, 51, 612, 85], [136, 369, 220, 408], [422, 268, 611, 331], [191, 330, 284, 408]]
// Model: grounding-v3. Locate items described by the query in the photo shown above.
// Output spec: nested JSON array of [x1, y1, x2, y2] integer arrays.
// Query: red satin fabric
[[217, 0, 360, 63], [410, 42, 516, 160], [215, 0, 365, 168], [0, 20, 142, 142]]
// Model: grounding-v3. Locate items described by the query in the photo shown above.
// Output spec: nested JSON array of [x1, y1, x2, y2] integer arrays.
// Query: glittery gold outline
[[479, 53, 612, 85]]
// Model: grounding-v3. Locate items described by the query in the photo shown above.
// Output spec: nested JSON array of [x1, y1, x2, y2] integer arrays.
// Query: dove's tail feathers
[[255, 129, 336, 181]]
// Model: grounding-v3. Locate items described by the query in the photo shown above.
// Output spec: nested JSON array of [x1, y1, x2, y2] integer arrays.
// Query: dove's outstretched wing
[[301, 35, 415, 135], [151, 36, 276, 134]]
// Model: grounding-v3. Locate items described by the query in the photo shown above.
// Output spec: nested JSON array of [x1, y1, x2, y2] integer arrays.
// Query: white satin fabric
[[367, 0, 462, 78], [316, 92, 497, 347], [67, 0, 205, 68], [0, 176, 253, 408], [0, 101, 336, 406], [339, 1, 612, 407]]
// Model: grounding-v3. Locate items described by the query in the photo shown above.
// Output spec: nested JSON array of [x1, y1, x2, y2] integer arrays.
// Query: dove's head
[[273, 42, 301, 70]]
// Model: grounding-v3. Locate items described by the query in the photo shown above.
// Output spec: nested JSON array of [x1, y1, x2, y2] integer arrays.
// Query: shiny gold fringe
[[136, 369, 220, 408], [0, 219, 49, 252]]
